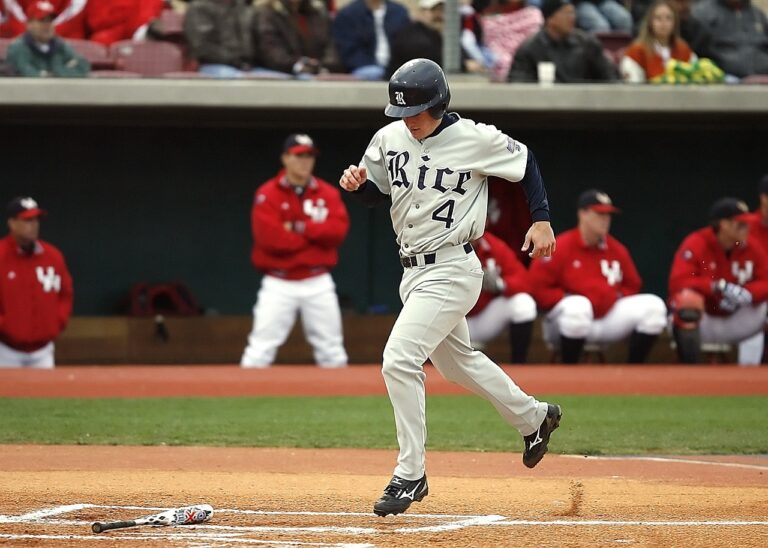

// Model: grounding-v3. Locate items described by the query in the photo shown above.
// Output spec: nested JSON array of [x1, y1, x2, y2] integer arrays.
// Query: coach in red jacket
[[669, 197, 768, 365], [529, 189, 666, 363], [240, 134, 350, 368], [0, 196, 73, 368], [467, 232, 536, 363]]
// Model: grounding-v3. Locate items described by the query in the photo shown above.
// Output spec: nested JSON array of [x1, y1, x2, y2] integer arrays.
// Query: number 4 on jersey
[[432, 200, 455, 229]]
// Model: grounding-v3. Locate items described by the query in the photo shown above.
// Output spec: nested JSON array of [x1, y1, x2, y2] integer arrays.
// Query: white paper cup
[[537, 62, 556, 85]]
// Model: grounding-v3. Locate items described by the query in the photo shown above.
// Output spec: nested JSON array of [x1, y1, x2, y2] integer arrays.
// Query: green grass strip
[[0, 395, 765, 455]]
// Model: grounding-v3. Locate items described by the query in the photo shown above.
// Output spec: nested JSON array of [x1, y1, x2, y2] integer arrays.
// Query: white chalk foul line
[[494, 520, 768, 526], [0, 533, 373, 547], [562, 455, 768, 471], [0, 504, 96, 523]]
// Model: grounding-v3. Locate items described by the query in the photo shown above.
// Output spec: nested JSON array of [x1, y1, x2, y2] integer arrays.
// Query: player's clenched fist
[[339, 165, 367, 192]]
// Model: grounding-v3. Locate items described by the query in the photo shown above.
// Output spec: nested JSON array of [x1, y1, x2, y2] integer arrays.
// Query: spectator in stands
[[508, 0, 619, 82], [473, 0, 543, 81], [6, 1, 89, 77], [692, 0, 768, 78], [254, 0, 343, 78], [529, 190, 667, 363], [386, 0, 487, 78], [668, 197, 768, 365], [332, 0, 410, 80], [468, 232, 537, 363], [620, 0, 695, 83], [241, 134, 349, 368], [669, 0, 712, 58], [185, 0, 284, 78], [0, 0, 86, 40], [0, 197, 73, 368], [573, 0, 632, 33], [86, 0, 165, 45]]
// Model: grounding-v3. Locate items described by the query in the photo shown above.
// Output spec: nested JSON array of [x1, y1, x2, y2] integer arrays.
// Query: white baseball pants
[[467, 293, 537, 343], [542, 294, 667, 347], [383, 246, 547, 480], [0, 341, 55, 368], [240, 273, 348, 368], [703, 303, 767, 366]]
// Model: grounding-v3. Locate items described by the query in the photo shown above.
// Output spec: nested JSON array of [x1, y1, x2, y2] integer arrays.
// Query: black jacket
[[508, 29, 618, 83]]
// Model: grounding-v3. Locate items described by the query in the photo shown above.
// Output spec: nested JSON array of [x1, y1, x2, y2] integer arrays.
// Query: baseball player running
[[339, 58, 562, 517]]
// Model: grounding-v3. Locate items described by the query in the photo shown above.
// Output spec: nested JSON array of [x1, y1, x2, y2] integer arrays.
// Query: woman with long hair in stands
[[620, 0, 694, 83]]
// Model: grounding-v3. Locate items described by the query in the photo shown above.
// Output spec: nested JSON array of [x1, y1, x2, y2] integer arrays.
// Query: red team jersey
[[486, 177, 533, 265], [668, 226, 768, 316], [744, 211, 768, 255], [0, 235, 73, 351], [469, 232, 531, 316], [529, 228, 642, 318], [250, 172, 350, 280]]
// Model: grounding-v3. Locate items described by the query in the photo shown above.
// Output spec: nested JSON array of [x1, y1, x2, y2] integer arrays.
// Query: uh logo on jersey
[[600, 260, 623, 286], [303, 198, 329, 222], [732, 260, 754, 285], [36, 266, 61, 293]]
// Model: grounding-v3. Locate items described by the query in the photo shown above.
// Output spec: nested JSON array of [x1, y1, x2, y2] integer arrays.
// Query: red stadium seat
[[152, 9, 185, 44], [0, 38, 13, 60], [66, 39, 115, 70], [110, 40, 183, 77], [89, 70, 143, 78]]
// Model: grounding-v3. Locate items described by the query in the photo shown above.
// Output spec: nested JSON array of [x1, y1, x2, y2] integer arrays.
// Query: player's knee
[[557, 295, 593, 339], [670, 289, 704, 329], [508, 293, 537, 323], [382, 338, 425, 379], [636, 295, 668, 335]]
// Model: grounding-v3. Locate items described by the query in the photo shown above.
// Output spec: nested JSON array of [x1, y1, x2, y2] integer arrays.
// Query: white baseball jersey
[[360, 115, 529, 255]]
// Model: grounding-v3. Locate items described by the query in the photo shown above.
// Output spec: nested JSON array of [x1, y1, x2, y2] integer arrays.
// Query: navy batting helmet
[[385, 59, 450, 119]]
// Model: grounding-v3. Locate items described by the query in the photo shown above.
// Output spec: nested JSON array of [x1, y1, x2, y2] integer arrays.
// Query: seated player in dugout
[[668, 197, 768, 365], [529, 189, 667, 363], [240, 134, 350, 368], [467, 231, 537, 363]]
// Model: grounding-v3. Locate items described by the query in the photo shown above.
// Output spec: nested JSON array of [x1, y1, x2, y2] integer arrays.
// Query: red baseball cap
[[26, 1, 57, 21], [577, 189, 621, 214], [6, 196, 47, 219], [283, 133, 319, 156]]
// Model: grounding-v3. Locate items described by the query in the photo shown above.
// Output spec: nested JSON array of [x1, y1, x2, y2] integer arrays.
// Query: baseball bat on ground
[[91, 504, 213, 533]]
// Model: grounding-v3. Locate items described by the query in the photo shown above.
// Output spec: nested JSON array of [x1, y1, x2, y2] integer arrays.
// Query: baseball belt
[[400, 242, 473, 269]]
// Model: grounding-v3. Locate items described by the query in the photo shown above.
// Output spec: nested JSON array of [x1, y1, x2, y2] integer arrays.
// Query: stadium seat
[[67, 39, 115, 70], [110, 40, 183, 77], [741, 74, 768, 85], [151, 9, 185, 44], [89, 70, 143, 78], [0, 38, 12, 60]]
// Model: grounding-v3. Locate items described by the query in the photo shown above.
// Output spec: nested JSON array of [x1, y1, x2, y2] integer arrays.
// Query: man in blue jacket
[[332, 0, 410, 80]]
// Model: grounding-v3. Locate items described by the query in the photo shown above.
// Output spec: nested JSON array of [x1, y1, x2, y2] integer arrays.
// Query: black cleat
[[373, 474, 429, 517], [523, 404, 562, 469]]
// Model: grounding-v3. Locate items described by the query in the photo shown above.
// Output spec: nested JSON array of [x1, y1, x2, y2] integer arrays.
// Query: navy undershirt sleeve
[[519, 150, 550, 222], [351, 180, 391, 207]]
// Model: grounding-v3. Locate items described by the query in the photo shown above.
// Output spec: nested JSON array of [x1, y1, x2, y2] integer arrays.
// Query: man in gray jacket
[[692, 0, 768, 78]]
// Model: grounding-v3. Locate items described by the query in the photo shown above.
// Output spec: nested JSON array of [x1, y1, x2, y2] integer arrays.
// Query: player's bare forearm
[[522, 221, 556, 258]]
